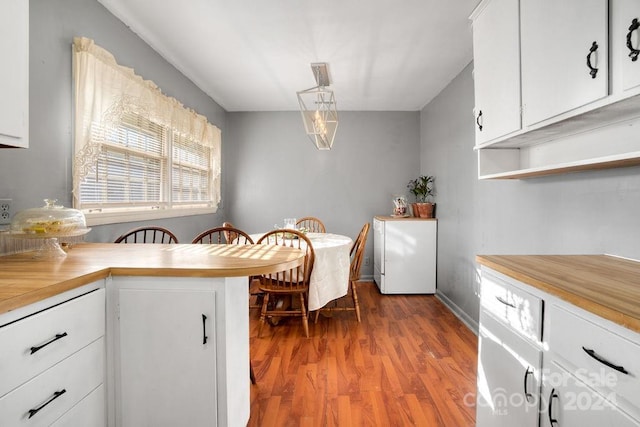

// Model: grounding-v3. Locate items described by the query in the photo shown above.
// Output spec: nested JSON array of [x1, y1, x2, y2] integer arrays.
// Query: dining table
[[249, 232, 353, 311]]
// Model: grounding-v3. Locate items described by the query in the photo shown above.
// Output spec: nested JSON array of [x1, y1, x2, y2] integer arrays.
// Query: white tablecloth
[[250, 232, 352, 311]]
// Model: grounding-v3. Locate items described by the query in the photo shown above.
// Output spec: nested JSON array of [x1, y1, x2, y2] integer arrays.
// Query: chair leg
[[258, 293, 270, 338], [250, 361, 256, 384], [313, 310, 320, 323], [300, 293, 309, 338], [351, 280, 361, 322]]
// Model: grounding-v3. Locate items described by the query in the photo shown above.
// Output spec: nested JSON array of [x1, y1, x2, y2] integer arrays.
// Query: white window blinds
[[72, 37, 220, 224]]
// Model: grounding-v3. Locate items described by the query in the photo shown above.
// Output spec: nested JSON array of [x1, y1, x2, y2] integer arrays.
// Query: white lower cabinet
[[0, 285, 106, 426], [540, 361, 638, 427], [0, 337, 105, 427], [478, 267, 640, 427], [110, 276, 250, 427], [117, 287, 217, 427], [476, 311, 541, 426]]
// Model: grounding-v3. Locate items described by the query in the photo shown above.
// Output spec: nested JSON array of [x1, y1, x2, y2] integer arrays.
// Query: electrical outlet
[[364, 256, 370, 267], [0, 198, 12, 225]]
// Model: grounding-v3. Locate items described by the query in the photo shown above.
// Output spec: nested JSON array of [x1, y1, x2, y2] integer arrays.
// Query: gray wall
[[225, 111, 420, 275], [421, 62, 640, 329], [0, 0, 227, 244]]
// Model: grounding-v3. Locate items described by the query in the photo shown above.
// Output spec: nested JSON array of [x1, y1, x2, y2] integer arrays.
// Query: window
[[72, 37, 220, 226]]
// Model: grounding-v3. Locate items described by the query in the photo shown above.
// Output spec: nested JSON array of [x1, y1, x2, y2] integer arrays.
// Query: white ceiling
[[97, 0, 481, 112]]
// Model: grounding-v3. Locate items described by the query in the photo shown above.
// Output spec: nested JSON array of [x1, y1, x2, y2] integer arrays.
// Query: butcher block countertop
[[0, 243, 305, 316], [477, 254, 640, 334]]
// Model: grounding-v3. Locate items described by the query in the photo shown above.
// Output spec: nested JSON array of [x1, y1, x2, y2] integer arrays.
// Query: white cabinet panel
[[373, 218, 436, 294], [541, 362, 640, 427], [118, 288, 217, 427], [471, 0, 522, 144], [0, 0, 28, 148], [51, 384, 105, 427], [476, 311, 541, 427], [520, 0, 608, 126], [612, 0, 640, 92]]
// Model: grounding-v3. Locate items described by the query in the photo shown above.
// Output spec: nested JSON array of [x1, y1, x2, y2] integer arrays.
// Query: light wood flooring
[[248, 281, 478, 426]]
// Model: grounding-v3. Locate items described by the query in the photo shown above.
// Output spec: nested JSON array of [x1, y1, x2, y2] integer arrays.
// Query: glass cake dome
[[11, 199, 87, 235]]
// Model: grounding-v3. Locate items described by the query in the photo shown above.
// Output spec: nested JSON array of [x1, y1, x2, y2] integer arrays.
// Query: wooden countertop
[[476, 254, 640, 333], [0, 243, 305, 316]]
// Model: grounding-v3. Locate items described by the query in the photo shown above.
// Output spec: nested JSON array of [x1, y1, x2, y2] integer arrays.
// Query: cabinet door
[[521, 0, 608, 126], [0, 0, 28, 148], [476, 311, 541, 427], [118, 289, 217, 427], [540, 361, 640, 427], [471, 0, 522, 145], [612, 0, 640, 92]]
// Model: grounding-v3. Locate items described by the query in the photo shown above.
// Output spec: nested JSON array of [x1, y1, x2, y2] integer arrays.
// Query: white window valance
[[72, 36, 221, 220]]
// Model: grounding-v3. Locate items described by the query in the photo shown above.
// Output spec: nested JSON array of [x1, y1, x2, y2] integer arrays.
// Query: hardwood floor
[[248, 281, 478, 426]]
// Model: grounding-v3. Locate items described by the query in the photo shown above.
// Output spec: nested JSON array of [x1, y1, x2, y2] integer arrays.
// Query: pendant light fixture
[[296, 63, 338, 150]]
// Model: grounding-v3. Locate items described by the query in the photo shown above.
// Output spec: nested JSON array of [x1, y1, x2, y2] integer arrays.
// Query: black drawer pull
[[523, 366, 534, 403], [30, 332, 68, 355], [548, 388, 559, 427], [476, 110, 483, 131], [28, 389, 66, 419], [582, 346, 629, 375], [202, 314, 208, 345], [627, 18, 640, 61], [586, 41, 599, 79], [495, 295, 516, 308]]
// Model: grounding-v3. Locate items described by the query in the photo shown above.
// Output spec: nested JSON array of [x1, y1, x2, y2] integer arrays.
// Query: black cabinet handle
[[582, 346, 629, 375], [476, 110, 483, 131], [627, 18, 640, 61], [523, 366, 534, 403], [30, 332, 68, 355], [548, 388, 559, 426], [586, 41, 599, 79], [202, 314, 208, 345], [495, 295, 516, 308], [28, 389, 66, 419]]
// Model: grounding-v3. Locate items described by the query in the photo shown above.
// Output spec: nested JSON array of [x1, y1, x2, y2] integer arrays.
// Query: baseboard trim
[[436, 292, 479, 336]]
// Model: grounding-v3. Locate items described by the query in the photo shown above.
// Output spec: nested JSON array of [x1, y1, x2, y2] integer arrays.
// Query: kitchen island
[[0, 243, 305, 427]]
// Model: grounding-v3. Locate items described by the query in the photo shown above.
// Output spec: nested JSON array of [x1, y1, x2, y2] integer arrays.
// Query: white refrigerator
[[373, 216, 437, 294]]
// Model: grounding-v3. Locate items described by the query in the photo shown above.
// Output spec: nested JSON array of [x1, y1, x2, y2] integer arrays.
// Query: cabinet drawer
[[0, 289, 105, 397], [548, 304, 640, 411], [0, 337, 104, 427], [480, 271, 543, 342], [50, 383, 105, 427]]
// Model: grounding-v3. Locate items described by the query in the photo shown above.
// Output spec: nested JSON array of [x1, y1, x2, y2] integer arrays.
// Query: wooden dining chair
[[114, 226, 179, 243], [191, 225, 253, 245], [314, 222, 370, 323], [256, 229, 315, 338], [221, 221, 238, 243], [296, 216, 326, 233]]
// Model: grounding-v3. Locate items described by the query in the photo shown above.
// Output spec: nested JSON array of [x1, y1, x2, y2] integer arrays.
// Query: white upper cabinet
[[520, 0, 609, 127], [471, 0, 640, 179], [612, 0, 640, 93], [471, 0, 522, 145], [0, 0, 28, 148]]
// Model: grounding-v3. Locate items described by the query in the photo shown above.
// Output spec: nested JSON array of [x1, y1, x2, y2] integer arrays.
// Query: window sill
[[85, 206, 218, 227]]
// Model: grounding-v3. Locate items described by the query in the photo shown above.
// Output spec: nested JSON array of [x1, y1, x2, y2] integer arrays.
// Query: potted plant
[[407, 175, 435, 218]]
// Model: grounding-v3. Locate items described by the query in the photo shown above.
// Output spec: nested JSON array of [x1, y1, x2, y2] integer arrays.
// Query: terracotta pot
[[414, 202, 435, 218], [411, 203, 420, 217]]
